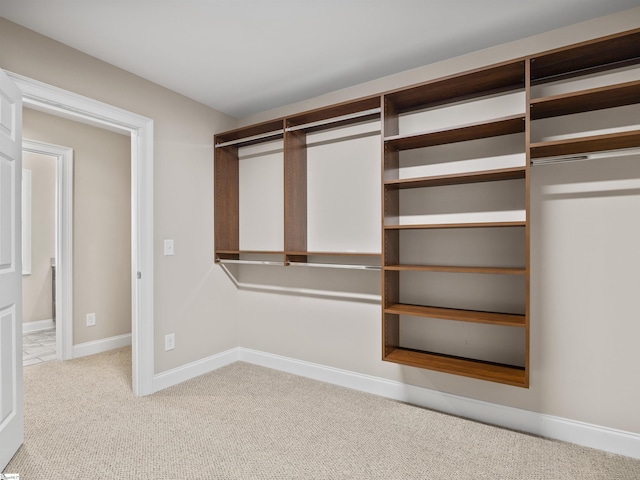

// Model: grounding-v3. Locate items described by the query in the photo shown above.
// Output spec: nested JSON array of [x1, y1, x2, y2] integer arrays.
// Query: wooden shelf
[[285, 96, 381, 133], [530, 80, 640, 120], [384, 303, 525, 328], [384, 221, 526, 230], [383, 347, 526, 387], [384, 167, 525, 190], [384, 115, 525, 151], [214, 119, 284, 148], [530, 130, 640, 159], [384, 264, 525, 275], [385, 60, 525, 112], [287, 251, 381, 258], [530, 28, 640, 83]]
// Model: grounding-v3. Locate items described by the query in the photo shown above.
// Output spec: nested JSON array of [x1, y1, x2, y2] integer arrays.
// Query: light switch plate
[[164, 239, 174, 256]]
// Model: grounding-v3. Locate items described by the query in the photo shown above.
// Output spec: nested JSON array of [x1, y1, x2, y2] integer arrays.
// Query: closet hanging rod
[[285, 108, 381, 132], [531, 146, 640, 166], [216, 258, 285, 267], [215, 130, 284, 148], [287, 262, 381, 271]]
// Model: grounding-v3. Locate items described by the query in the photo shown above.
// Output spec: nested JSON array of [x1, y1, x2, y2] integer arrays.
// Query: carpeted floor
[[5, 347, 640, 479]]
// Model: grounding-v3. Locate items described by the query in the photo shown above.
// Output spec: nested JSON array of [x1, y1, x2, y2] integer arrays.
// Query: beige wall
[[22, 151, 56, 324], [235, 7, 640, 435], [23, 109, 132, 344], [0, 17, 238, 372]]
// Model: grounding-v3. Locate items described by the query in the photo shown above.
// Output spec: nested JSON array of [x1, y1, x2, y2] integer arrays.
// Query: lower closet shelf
[[384, 304, 525, 327], [383, 347, 527, 387]]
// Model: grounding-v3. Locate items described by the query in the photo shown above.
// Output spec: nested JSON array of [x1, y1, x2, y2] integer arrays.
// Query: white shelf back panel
[[398, 91, 525, 137], [306, 121, 381, 253], [398, 134, 525, 180], [399, 316, 526, 367], [238, 139, 284, 251]]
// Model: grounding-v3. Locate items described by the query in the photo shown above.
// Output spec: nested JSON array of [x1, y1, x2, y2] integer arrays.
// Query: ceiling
[[1, 1, 638, 119]]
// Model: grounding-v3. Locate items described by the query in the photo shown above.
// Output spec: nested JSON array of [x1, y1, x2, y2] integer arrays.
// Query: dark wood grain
[[384, 167, 525, 190]]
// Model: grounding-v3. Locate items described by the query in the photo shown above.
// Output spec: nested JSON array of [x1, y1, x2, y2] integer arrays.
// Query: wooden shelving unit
[[529, 29, 640, 161], [214, 97, 382, 267], [381, 58, 529, 387], [214, 27, 640, 388]]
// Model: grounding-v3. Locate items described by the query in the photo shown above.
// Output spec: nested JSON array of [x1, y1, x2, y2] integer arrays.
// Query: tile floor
[[23, 328, 57, 367]]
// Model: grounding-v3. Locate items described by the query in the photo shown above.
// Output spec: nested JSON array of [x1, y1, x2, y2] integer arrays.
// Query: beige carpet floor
[[4, 347, 640, 479]]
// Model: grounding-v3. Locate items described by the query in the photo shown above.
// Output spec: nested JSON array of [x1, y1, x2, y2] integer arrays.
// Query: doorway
[[21, 140, 73, 365], [8, 71, 155, 396]]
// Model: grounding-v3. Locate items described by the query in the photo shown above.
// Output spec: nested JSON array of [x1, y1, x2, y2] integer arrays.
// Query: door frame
[[7, 71, 155, 396], [22, 139, 73, 361]]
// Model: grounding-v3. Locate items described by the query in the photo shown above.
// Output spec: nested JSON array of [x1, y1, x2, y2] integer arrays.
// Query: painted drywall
[[234, 7, 640, 435], [0, 17, 238, 372], [22, 151, 55, 324], [22, 109, 131, 344]]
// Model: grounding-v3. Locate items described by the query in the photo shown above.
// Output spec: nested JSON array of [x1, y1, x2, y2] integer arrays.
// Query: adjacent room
[[1, 1, 640, 478]]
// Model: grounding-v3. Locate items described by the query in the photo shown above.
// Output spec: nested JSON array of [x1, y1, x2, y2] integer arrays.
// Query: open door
[[0, 69, 24, 469]]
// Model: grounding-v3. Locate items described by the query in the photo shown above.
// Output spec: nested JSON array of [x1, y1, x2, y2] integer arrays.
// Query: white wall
[[235, 8, 640, 434]]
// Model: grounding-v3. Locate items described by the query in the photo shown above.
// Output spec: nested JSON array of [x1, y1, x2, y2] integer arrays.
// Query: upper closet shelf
[[384, 115, 525, 150], [530, 130, 640, 159], [384, 167, 525, 190], [285, 108, 380, 133], [530, 80, 640, 119], [385, 61, 525, 112], [530, 29, 640, 83]]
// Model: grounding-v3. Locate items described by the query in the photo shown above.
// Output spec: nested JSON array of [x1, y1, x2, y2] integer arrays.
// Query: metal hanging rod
[[216, 258, 285, 267], [288, 262, 381, 271], [531, 147, 640, 166], [215, 130, 284, 148], [218, 262, 381, 303], [285, 108, 381, 132]]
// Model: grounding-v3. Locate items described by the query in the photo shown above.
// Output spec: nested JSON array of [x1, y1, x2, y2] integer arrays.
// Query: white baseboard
[[150, 345, 640, 459], [73, 333, 132, 359], [22, 318, 55, 334], [152, 347, 239, 393]]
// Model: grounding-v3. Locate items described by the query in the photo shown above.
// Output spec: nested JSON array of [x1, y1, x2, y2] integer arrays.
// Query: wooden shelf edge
[[384, 264, 526, 275], [530, 130, 640, 159], [384, 221, 526, 230], [383, 348, 527, 387], [287, 251, 381, 257], [383, 115, 525, 151], [384, 303, 525, 327], [384, 167, 526, 190], [530, 79, 640, 120]]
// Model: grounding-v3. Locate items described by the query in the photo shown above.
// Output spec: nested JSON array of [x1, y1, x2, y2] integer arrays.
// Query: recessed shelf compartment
[[384, 221, 526, 230], [530, 29, 640, 83], [384, 115, 525, 151], [383, 347, 526, 387], [385, 61, 525, 112], [384, 166, 525, 190], [530, 129, 640, 159], [530, 79, 640, 120], [384, 264, 525, 275], [384, 303, 525, 327]]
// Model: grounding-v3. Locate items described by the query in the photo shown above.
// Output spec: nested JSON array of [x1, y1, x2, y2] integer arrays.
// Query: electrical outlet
[[165, 333, 175, 351], [86, 313, 96, 327]]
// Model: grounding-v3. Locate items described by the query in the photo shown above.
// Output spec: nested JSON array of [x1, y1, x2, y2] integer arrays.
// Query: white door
[[0, 69, 23, 469]]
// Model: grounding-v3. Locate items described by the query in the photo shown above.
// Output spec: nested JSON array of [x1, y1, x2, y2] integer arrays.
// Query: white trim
[[236, 348, 640, 460], [73, 333, 132, 359], [7, 71, 155, 396], [152, 348, 238, 393], [21, 168, 31, 275], [21, 318, 54, 334], [22, 139, 73, 361]]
